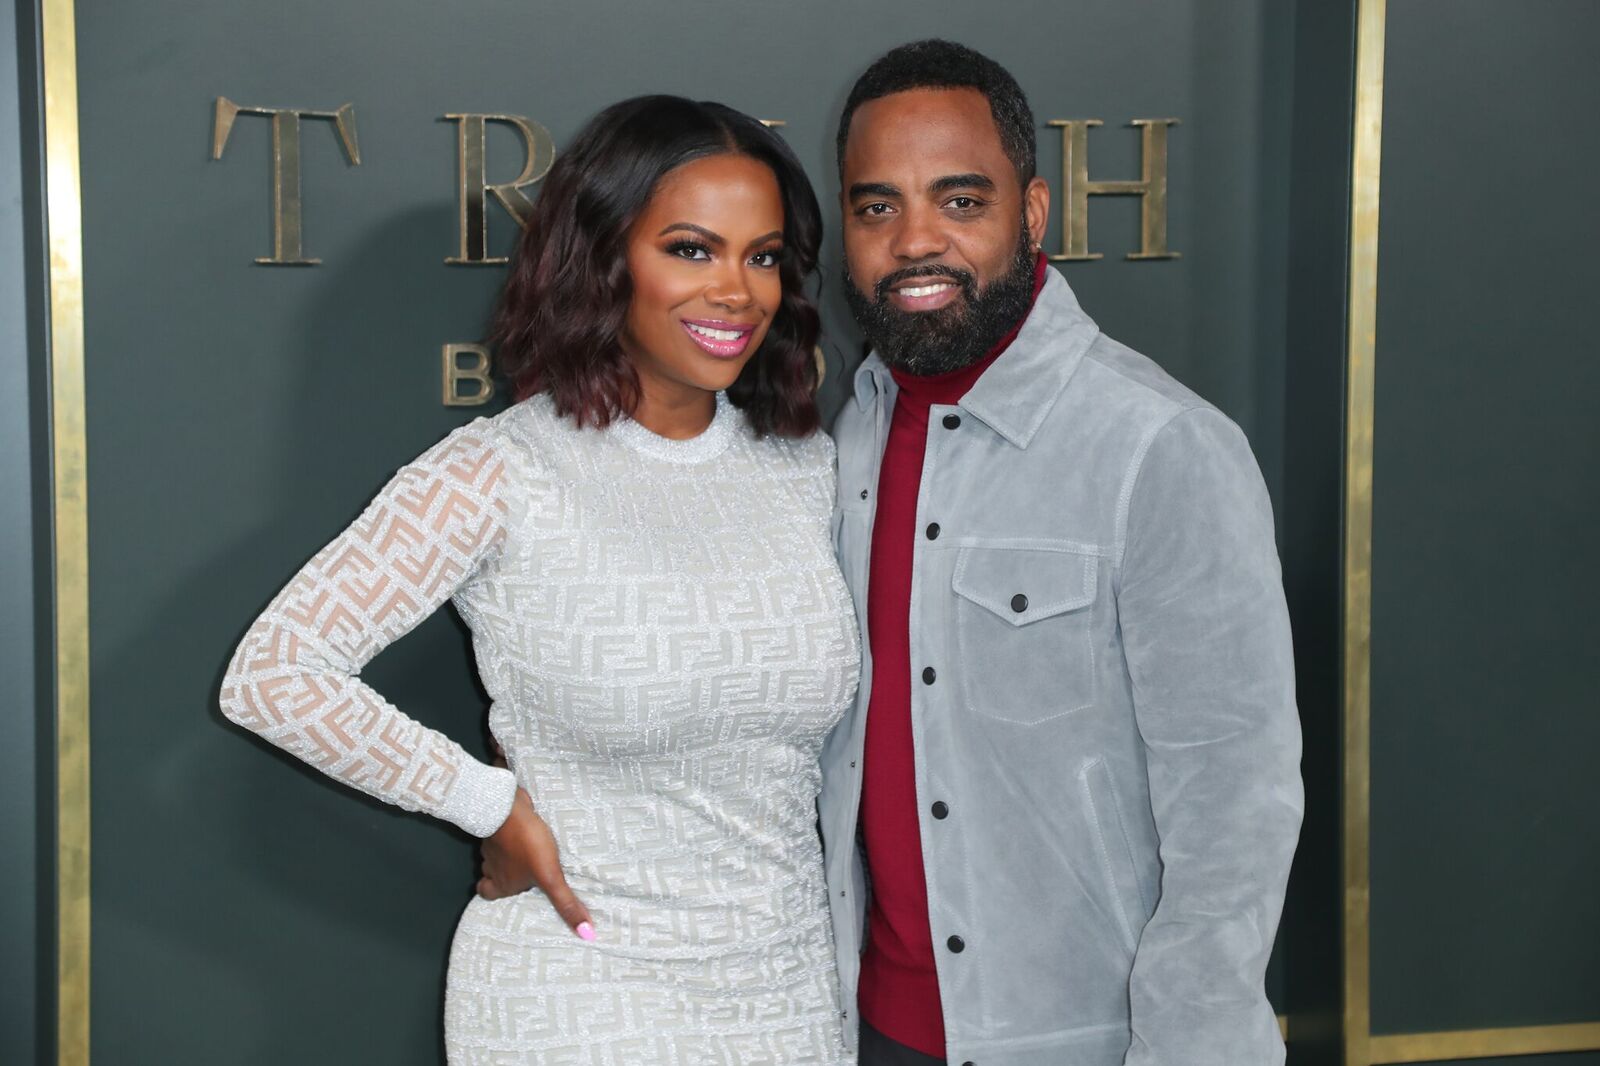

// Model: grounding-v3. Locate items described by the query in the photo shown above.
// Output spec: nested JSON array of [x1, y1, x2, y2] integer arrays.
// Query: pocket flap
[[952, 548, 1097, 626]]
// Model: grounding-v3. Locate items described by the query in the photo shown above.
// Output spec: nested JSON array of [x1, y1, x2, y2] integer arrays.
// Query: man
[[819, 40, 1303, 1066]]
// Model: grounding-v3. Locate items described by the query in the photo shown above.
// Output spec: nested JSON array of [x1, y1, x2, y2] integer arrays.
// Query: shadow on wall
[[93, 202, 505, 1063]]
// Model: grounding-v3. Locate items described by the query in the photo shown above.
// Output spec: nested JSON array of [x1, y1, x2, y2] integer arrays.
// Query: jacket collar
[[851, 268, 1099, 448]]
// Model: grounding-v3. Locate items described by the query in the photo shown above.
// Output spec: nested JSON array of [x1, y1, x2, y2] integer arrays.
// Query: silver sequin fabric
[[221, 392, 861, 1063]]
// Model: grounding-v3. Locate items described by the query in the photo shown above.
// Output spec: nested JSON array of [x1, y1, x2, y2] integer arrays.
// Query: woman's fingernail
[[576, 921, 595, 942]]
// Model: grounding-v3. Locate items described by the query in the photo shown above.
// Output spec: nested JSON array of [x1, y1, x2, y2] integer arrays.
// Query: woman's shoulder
[[409, 411, 508, 474], [481, 391, 560, 432], [400, 395, 564, 497], [737, 417, 837, 477], [474, 392, 575, 459]]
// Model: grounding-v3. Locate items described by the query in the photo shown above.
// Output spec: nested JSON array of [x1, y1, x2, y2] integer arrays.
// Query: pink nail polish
[[576, 921, 596, 942]]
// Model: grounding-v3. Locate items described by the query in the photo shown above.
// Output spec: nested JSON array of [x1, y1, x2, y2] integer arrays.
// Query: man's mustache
[[872, 263, 977, 305]]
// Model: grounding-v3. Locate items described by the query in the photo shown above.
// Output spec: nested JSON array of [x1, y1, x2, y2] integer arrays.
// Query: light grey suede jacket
[[819, 269, 1303, 1065]]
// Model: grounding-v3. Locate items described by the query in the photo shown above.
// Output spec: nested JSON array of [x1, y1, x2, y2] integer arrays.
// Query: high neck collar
[[611, 391, 738, 464]]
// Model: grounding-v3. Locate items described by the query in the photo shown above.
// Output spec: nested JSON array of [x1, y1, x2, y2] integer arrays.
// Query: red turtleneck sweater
[[857, 257, 1047, 1057]]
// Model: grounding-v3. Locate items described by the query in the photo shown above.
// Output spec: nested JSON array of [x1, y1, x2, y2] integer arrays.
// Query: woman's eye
[[751, 250, 781, 268], [667, 241, 711, 261]]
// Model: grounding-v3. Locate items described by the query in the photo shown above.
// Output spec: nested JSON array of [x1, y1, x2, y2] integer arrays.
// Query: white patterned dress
[[220, 392, 860, 1064]]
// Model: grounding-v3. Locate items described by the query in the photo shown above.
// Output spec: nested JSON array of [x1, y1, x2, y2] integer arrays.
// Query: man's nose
[[888, 203, 950, 261]]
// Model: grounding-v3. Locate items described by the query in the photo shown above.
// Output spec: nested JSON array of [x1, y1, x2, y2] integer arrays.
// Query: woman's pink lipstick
[[681, 318, 756, 358]]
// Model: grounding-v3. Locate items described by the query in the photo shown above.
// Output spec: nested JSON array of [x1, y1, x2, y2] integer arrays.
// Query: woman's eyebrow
[[658, 222, 725, 243], [747, 230, 784, 247]]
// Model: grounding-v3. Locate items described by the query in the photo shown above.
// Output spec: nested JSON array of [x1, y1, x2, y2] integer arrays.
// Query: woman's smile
[[681, 317, 757, 358]]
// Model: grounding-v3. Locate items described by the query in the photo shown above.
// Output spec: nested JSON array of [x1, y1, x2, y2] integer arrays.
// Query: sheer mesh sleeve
[[220, 422, 519, 838]]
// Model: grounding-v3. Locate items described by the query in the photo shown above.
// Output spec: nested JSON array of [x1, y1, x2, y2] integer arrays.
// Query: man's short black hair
[[836, 39, 1037, 184]]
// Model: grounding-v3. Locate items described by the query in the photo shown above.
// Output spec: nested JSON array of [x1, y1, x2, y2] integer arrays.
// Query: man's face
[[840, 87, 1050, 375]]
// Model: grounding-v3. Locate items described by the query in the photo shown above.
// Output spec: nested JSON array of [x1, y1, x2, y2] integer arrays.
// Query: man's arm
[[1115, 406, 1303, 1066]]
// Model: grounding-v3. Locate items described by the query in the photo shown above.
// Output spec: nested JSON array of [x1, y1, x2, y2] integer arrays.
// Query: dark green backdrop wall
[[3, 5, 45, 1066], [23, 1, 1600, 1063], [1368, 0, 1600, 1040], [28, 1, 1352, 1062]]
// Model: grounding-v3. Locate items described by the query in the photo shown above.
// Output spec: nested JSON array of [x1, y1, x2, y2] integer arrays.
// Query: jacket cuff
[[438, 760, 517, 838]]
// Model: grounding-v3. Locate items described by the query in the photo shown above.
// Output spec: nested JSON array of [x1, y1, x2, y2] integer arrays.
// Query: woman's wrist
[[440, 760, 518, 838]]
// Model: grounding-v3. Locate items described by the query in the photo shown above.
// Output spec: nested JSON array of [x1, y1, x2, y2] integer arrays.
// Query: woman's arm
[[219, 421, 518, 838]]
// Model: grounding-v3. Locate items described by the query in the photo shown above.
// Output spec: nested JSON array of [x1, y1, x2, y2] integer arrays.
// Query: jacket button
[[942, 413, 961, 430], [922, 666, 936, 685], [1010, 593, 1029, 613], [947, 935, 965, 953], [860, 489, 869, 500], [926, 523, 941, 540], [931, 801, 949, 819]]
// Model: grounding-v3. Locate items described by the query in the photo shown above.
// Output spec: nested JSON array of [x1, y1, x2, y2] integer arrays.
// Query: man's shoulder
[[1034, 330, 1253, 501], [1073, 332, 1215, 427]]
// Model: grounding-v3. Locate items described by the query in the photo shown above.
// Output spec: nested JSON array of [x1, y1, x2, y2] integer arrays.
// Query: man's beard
[[843, 230, 1037, 377]]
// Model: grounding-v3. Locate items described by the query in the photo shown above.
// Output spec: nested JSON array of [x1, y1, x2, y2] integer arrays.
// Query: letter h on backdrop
[[1049, 118, 1179, 261]]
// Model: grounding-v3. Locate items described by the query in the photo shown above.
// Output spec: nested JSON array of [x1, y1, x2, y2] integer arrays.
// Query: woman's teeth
[[687, 323, 745, 341]]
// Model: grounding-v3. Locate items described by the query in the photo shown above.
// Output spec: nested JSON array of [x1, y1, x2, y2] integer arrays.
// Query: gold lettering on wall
[[211, 98, 361, 265], [1048, 118, 1179, 261], [442, 343, 495, 406], [445, 114, 556, 264]]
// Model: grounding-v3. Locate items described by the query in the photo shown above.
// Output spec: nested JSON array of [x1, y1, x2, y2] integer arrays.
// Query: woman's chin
[[687, 358, 753, 394]]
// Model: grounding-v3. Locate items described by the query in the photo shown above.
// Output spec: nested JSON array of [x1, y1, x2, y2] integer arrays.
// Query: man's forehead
[[843, 87, 1009, 180]]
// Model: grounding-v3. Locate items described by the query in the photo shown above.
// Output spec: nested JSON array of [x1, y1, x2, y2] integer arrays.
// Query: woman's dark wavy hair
[[491, 95, 823, 438]]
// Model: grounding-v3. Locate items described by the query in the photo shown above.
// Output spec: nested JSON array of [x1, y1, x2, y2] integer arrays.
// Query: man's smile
[[887, 276, 962, 312]]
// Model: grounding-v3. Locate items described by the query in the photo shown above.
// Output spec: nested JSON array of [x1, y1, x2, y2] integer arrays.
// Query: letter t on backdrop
[[211, 98, 361, 265]]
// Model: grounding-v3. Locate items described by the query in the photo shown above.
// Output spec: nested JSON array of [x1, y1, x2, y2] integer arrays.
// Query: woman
[[220, 95, 859, 1063]]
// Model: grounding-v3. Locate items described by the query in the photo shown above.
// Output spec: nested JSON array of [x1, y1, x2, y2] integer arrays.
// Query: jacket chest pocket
[[951, 547, 1099, 725]]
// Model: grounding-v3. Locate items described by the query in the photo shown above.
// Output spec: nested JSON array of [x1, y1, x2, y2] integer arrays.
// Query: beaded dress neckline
[[609, 391, 737, 464]]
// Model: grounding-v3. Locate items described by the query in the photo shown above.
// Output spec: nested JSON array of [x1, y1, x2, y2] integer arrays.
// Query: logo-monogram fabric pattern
[[222, 393, 861, 1062]]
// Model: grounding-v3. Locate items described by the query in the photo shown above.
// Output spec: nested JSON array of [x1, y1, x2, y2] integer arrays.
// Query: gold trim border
[[1342, 1, 1384, 1065], [1369, 1024, 1600, 1064], [41, 0, 90, 1063], [1341, 2, 1600, 1064], [30, 0, 1600, 1062]]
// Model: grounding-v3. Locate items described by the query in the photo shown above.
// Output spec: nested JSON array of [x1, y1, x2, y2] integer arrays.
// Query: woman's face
[[621, 152, 786, 405]]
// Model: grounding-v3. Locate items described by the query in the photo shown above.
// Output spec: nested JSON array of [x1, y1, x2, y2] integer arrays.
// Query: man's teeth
[[899, 283, 955, 298], [687, 323, 745, 341]]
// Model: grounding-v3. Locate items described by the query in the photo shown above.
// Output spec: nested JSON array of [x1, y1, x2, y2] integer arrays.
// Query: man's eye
[[859, 203, 893, 217], [948, 196, 980, 210]]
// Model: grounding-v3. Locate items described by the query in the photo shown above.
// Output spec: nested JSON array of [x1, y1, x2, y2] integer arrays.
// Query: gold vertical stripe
[[1342, 5, 1600, 1061], [1343, 1, 1385, 1065], [40, 0, 89, 1062]]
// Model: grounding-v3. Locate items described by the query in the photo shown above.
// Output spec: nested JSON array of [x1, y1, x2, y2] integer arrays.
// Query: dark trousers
[[859, 1021, 947, 1066]]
